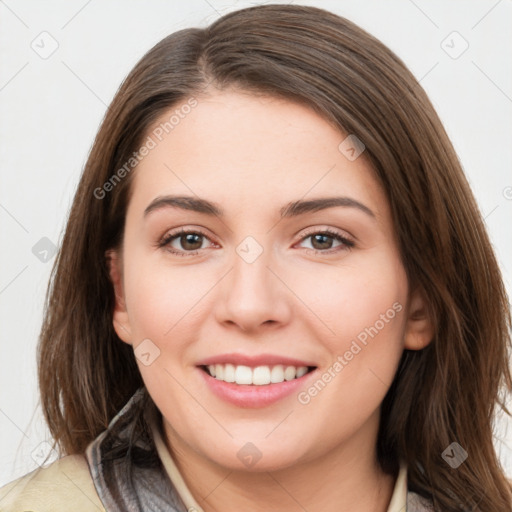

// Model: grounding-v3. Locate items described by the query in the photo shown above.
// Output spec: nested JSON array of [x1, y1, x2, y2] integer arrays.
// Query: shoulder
[[0, 454, 105, 511]]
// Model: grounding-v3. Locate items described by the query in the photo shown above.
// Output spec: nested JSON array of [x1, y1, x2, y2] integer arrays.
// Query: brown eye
[[159, 229, 214, 256], [310, 233, 335, 250], [297, 229, 355, 254], [178, 233, 204, 251]]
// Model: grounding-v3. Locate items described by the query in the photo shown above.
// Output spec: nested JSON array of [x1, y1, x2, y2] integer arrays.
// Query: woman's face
[[110, 89, 431, 472]]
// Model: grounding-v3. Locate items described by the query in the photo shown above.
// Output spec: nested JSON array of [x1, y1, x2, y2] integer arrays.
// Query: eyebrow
[[143, 195, 375, 219]]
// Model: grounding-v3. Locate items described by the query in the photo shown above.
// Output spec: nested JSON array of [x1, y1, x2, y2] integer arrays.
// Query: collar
[[146, 394, 411, 512], [86, 387, 433, 511]]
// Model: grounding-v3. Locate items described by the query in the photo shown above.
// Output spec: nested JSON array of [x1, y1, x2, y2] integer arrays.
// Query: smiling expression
[[109, 88, 430, 472]]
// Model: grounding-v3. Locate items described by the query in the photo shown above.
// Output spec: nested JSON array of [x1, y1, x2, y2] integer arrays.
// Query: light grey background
[[1, 0, 511, 486]]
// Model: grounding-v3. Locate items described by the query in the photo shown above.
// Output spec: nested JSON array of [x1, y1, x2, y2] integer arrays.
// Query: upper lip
[[196, 353, 317, 368]]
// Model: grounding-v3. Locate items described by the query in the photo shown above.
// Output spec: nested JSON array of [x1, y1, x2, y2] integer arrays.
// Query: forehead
[[127, 89, 388, 222]]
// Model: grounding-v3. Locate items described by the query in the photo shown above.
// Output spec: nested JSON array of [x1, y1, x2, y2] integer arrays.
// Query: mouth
[[195, 355, 319, 407], [198, 364, 317, 386]]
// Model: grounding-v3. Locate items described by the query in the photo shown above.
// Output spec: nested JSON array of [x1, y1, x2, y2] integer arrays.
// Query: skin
[[109, 88, 433, 512]]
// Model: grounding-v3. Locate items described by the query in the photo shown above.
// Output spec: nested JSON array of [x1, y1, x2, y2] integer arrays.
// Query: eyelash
[[158, 227, 355, 257]]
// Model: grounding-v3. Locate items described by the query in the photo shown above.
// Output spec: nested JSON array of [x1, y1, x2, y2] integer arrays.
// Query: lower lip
[[198, 367, 316, 408]]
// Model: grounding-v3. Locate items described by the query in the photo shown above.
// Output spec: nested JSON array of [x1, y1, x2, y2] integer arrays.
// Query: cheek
[[293, 251, 407, 406], [122, 258, 203, 401], [337, 274, 405, 344], [123, 253, 204, 339], [291, 251, 407, 350]]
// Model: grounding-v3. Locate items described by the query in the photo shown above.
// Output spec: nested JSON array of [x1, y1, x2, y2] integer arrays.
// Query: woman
[[1, 3, 511, 511]]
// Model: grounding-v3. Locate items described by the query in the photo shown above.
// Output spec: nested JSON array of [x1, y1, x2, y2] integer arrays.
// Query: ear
[[403, 288, 434, 350], [105, 249, 133, 345]]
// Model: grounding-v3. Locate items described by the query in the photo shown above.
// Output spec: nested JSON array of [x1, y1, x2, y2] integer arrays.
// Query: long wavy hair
[[37, 4, 512, 510]]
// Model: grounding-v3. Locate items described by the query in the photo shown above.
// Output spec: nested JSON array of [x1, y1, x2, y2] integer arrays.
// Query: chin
[[202, 439, 308, 473]]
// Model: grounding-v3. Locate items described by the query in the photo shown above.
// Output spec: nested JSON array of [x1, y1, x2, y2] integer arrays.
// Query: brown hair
[[38, 4, 512, 510]]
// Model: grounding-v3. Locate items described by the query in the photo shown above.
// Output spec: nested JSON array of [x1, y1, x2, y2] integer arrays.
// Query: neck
[[162, 411, 397, 512]]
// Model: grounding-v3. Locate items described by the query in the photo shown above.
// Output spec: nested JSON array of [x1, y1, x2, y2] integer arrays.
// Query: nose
[[215, 241, 292, 333]]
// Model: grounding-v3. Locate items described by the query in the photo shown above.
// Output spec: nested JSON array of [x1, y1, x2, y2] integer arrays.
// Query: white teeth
[[206, 363, 311, 385], [223, 363, 235, 382], [270, 365, 284, 383], [296, 366, 308, 378], [235, 365, 253, 384], [253, 366, 271, 386], [284, 366, 296, 381]]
